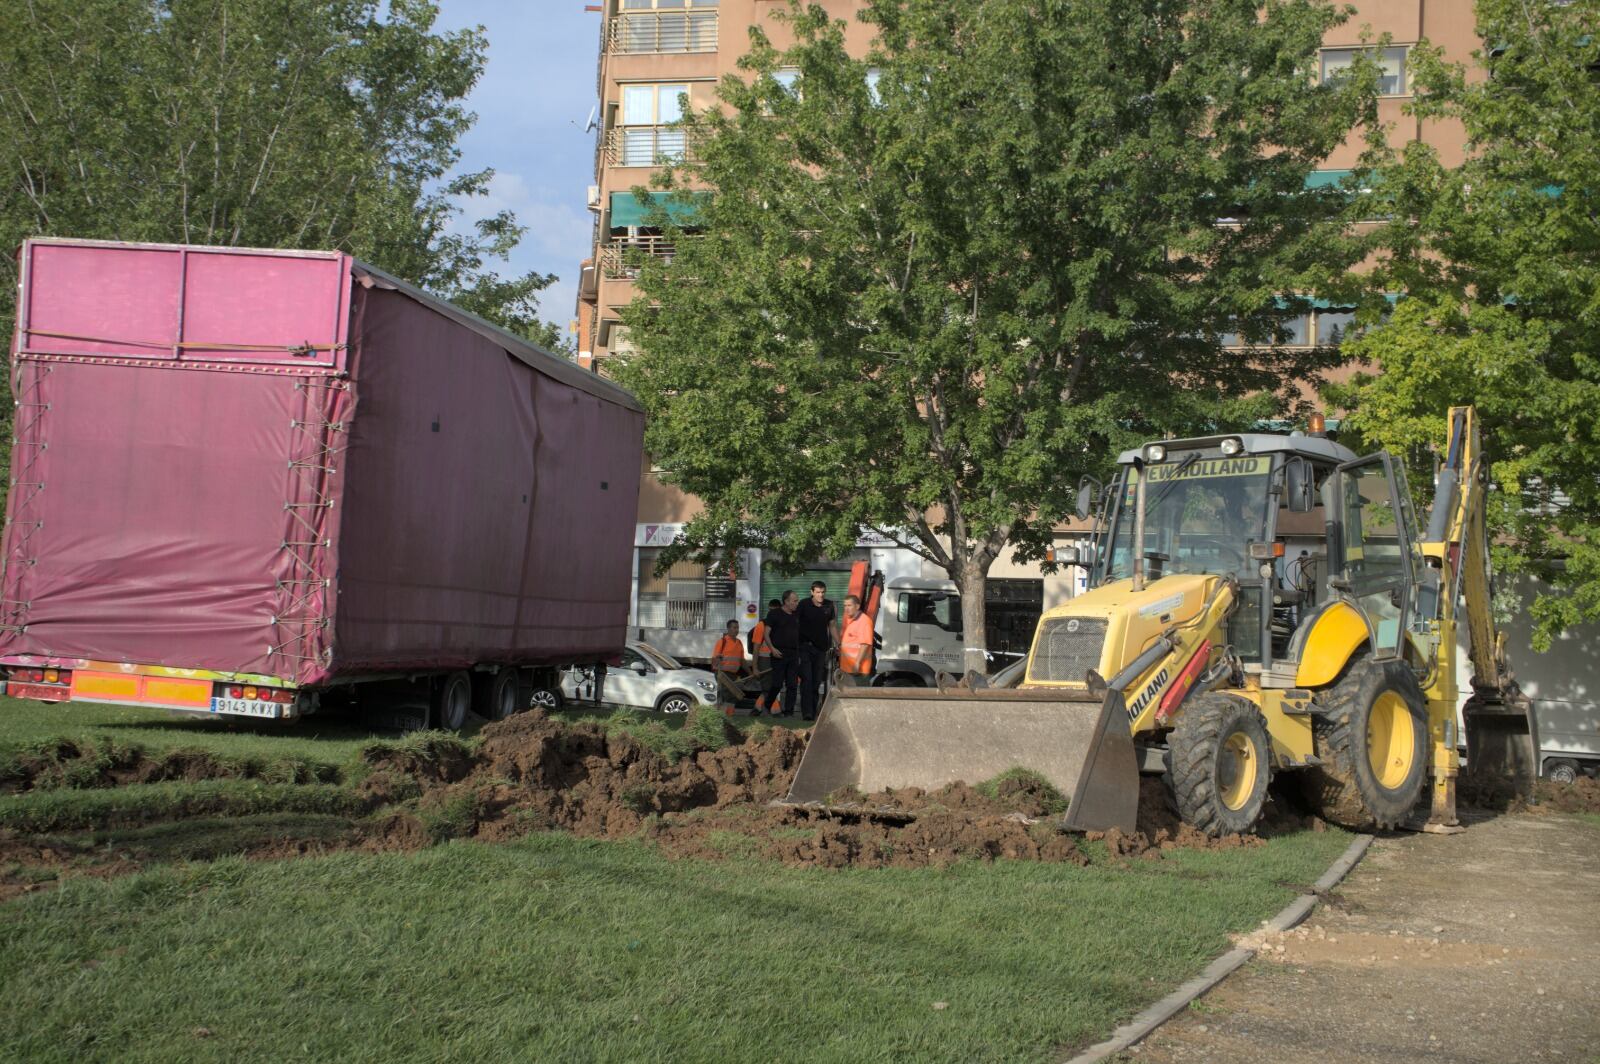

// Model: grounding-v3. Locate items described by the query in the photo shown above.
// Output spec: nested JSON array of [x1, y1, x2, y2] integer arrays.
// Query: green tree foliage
[[0, 0, 563, 354], [1329, 0, 1600, 648], [614, 0, 1381, 664]]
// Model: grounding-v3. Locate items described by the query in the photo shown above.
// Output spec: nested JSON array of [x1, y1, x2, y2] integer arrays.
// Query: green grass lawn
[[0, 696, 387, 770], [0, 694, 1355, 1061], [0, 829, 1350, 1064]]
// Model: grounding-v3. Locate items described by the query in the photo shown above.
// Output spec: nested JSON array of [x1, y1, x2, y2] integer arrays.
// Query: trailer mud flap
[[783, 687, 1139, 832]]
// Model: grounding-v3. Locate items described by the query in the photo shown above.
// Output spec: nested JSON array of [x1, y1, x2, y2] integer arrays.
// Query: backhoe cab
[[786, 408, 1539, 837]]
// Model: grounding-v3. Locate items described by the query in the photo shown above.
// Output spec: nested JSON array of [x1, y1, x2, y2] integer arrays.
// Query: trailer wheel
[[1544, 758, 1580, 786], [432, 671, 472, 731], [473, 668, 521, 722], [1300, 656, 1428, 830], [1165, 693, 1272, 836]]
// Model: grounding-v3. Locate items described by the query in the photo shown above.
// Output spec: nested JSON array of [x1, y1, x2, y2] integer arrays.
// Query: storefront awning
[[608, 190, 710, 229]]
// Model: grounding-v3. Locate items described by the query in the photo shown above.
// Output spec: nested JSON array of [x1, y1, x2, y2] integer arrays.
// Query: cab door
[[1333, 454, 1417, 659]]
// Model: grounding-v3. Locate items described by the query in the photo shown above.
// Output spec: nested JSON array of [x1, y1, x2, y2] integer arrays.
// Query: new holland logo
[[1126, 667, 1171, 722], [1065, 619, 1080, 634]]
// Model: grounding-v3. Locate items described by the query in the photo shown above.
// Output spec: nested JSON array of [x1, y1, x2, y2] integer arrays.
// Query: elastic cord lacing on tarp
[[267, 377, 354, 678], [0, 362, 53, 634]]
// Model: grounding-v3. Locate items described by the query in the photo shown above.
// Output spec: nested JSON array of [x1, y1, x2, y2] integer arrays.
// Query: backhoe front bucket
[[784, 686, 1140, 832]]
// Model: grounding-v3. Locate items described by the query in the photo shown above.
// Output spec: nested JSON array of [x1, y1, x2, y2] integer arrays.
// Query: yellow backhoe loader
[[786, 407, 1539, 835]]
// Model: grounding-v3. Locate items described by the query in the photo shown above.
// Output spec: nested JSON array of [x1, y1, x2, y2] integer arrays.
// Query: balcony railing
[[600, 235, 679, 279], [606, 126, 697, 167], [608, 12, 718, 54]]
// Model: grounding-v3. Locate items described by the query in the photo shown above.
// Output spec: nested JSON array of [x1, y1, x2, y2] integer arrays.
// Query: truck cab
[[872, 576, 967, 686]]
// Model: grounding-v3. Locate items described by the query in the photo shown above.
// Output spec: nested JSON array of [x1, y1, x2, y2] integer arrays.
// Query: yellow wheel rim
[[1218, 731, 1257, 811], [1367, 691, 1416, 790]]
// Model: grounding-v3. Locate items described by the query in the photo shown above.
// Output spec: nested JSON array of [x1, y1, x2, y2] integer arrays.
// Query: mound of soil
[[1458, 772, 1600, 816], [1536, 775, 1600, 815], [357, 714, 1289, 869]]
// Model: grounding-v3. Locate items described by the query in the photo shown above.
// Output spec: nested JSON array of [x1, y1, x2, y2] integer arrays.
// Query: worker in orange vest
[[712, 620, 747, 714], [750, 598, 780, 714], [837, 593, 876, 688]]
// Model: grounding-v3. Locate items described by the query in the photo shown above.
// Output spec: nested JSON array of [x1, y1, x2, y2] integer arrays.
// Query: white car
[[559, 642, 718, 715]]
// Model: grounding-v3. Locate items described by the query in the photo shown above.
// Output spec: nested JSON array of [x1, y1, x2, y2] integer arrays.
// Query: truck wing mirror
[[1075, 475, 1102, 521], [1285, 457, 1315, 513]]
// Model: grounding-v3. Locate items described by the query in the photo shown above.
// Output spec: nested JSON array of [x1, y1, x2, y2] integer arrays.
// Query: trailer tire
[[1301, 656, 1428, 830], [432, 671, 472, 732], [474, 668, 522, 722], [1543, 758, 1580, 786], [1165, 693, 1272, 836]]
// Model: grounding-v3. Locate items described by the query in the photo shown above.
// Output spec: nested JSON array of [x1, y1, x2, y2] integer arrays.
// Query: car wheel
[[530, 685, 564, 711], [655, 691, 694, 715]]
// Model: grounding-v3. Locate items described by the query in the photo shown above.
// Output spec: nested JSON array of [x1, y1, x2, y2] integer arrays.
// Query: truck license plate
[[209, 697, 281, 720]]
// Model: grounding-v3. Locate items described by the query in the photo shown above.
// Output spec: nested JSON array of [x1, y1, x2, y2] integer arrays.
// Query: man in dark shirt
[[763, 591, 801, 717], [795, 580, 838, 721]]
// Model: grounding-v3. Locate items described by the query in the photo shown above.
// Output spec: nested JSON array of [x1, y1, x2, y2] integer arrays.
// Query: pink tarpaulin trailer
[[0, 238, 644, 722]]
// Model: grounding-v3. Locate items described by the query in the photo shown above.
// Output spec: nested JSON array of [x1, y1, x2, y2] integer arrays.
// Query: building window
[[865, 67, 882, 104], [773, 67, 801, 96], [612, 0, 718, 54], [1321, 46, 1408, 97], [1316, 309, 1357, 345], [1277, 314, 1310, 346], [618, 84, 689, 166], [636, 549, 737, 631]]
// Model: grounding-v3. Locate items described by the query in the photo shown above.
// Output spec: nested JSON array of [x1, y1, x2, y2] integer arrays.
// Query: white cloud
[[452, 170, 593, 281], [539, 275, 580, 330]]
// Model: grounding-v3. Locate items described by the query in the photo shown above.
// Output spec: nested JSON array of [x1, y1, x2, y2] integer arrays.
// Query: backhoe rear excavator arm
[[1417, 407, 1540, 829]]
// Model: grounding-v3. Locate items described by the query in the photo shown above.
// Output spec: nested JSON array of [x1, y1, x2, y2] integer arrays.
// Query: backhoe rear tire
[[1165, 693, 1273, 837], [1300, 656, 1428, 830]]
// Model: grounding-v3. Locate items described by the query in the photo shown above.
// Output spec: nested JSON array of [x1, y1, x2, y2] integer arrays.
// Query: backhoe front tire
[[1300, 657, 1428, 830], [1166, 693, 1273, 836]]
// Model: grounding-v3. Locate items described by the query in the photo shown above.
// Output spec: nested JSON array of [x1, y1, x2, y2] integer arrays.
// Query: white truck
[[1458, 576, 1600, 783]]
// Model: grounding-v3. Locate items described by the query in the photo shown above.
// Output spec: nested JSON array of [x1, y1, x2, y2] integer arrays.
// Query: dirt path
[[1118, 811, 1600, 1063]]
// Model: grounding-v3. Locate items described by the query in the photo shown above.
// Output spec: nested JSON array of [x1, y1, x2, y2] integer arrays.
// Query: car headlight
[[694, 679, 716, 691]]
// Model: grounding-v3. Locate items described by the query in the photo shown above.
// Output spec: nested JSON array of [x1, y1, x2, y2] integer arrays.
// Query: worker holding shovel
[[712, 620, 746, 714]]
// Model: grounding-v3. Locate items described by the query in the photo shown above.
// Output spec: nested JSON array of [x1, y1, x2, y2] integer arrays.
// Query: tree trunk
[[953, 556, 991, 676]]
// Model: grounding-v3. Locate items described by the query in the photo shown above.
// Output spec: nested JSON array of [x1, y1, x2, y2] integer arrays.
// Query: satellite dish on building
[[584, 105, 598, 133]]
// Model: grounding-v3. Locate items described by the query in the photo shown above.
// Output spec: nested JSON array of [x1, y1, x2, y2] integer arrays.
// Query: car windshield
[[1104, 453, 1272, 579], [634, 643, 683, 671]]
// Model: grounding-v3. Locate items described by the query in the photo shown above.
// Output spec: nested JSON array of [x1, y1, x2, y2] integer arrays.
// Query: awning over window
[[608, 190, 710, 229], [1304, 169, 1354, 190]]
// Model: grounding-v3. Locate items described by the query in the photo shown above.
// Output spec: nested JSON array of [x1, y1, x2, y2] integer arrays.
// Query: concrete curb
[[1060, 832, 1375, 1064]]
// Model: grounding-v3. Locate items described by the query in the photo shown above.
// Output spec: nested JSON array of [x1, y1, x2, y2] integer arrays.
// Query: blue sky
[[433, 2, 605, 340]]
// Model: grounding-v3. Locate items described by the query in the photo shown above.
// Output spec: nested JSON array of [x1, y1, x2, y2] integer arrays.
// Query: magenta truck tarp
[[0, 238, 644, 687]]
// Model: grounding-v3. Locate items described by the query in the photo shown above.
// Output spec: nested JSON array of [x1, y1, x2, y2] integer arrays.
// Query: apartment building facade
[[573, 0, 1482, 664]]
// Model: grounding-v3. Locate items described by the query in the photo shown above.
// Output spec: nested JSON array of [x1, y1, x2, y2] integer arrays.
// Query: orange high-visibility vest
[[750, 620, 772, 656], [839, 612, 875, 676], [712, 634, 745, 673]]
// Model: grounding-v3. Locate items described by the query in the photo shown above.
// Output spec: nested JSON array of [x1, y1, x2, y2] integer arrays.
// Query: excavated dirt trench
[[359, 713, 1314, 870], [7, 711, 1501, 896]]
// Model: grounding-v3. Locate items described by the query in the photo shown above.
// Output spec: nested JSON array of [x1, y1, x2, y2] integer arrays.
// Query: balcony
[[606, 126, 698, 168], [608, 12, 718, 54], [600, 235, 680, 279]]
